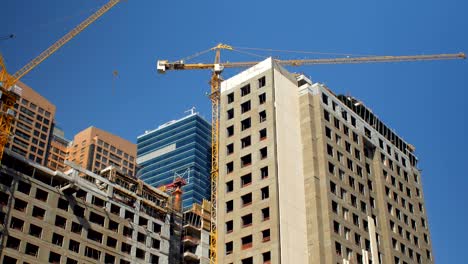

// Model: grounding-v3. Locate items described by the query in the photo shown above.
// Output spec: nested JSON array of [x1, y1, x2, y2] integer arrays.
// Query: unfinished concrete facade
[[299, 80, 433, 264], [0, 150, 179, 264], [182, 201, 210, 264], [217, 58, 433, 264]]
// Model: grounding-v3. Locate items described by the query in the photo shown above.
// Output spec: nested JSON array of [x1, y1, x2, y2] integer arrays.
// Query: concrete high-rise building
[[137, 112, 211, 211], [67, 126, 137, 177], [0, 149, 179, 264], [217, 58, 433, 264], [8, 81, 56, 166], [46, 126, 70, 172]]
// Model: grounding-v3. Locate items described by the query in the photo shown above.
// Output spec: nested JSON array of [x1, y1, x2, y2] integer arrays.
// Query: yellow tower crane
[[0, 0, 122, 162], [156, 44, 465, 264]]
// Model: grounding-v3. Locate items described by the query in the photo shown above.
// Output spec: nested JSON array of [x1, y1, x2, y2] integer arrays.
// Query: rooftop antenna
[[185, 106, 197, 116]]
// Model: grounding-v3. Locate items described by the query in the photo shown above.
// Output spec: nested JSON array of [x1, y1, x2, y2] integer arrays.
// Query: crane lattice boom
[[0, 0, 121, 162]]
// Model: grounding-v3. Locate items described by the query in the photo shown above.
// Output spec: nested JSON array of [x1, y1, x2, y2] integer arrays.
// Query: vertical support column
[[209, 71, 220, 264], [368, 215, 380, 264]]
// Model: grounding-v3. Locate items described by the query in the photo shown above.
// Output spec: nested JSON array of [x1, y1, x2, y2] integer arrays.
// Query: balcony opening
[[89, 212, 105, 226], [57, 198, 69, 211], [241, 136, 251, 148], [153, 223, 161, 233], [84, 246, 101, 260], [335, 241, 342, 256], [150, 254, 159, 263], [260, 147, 267, 159], [227, 109, 234, 119], [109, 219, 119, 231], [261, 166, 269, 179], [227, 125, 234, 137], [55, 215, 67, 229], [92, 196, 106, 208], [261, 186, 269, 200], [73, 205, 85, 218], [124, 210, 134, 221], [152, 238, 160, 249], [123, 226, 133, 238], [137, 217, 147, 228], [241, 235, 253, 250], [17, 181, 31, 194], [32, 206, 45, 219], [262, 207, 270, 221], [14, 198, 27, 212], [6, 236, 20, 250], [137, 232, 146, 243], [262, 229, 271, 242], [259, 110, 267, 123], [225, 241, 233, 255], [226, 180, 234, 192], [241, 84, 251, 96], [227, 92, 234, 103], [10, 217, 24, 231], [36, 189, 49, 202], [241, 100, 251, 113], [258, 76, 266, 88], [0, 192, 9, 205], [241, 173, 252, 187], [263, 251, 271, 264], [76, 189, 87, 201], [241, 154, 252, 167], [69, 239, 80, 253], [104, 254, 115, 264], [227, 143, 234, 155], [241, 214, 253, 228], [25, 243, 39, 257], [259, 93, 266, 104], [87, 229, 103, 243], [136, 248, 145, 259], [241, 118, 251, 131], [111, 204, 121, 215], [259, 128, 267, 140], [241, 193, 252, 207], [106, 237, 117, 248], [29, 224, 42, 238], [71, 222, 82, 234], [52, 233, 64, 246], [226, 162, 234, 174], [121, 242, 131, 254], [226, 220, 233, 233], [226, 200, 233, 213], [49, 251, 61, 264]]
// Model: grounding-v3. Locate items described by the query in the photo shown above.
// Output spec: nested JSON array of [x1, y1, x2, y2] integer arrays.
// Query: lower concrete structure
[[0, 149, 181, 264], [182, 201, 210, 264]]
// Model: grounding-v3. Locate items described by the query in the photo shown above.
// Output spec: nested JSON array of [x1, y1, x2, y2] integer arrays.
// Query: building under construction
[[216, 58, 433, 264], [182, 201, 211, 264], [0, 149, 181, 264]]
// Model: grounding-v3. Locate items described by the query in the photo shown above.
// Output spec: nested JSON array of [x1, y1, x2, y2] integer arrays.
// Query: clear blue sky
[[2, 0, 467, 262]]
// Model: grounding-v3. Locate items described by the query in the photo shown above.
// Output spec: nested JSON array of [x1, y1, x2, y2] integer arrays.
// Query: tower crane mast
[[0, 0, 122, 162], [156, 44, 465, 264]]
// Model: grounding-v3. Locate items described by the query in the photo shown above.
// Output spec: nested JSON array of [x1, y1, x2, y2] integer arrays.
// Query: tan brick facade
[[67, 127, 137, 176]]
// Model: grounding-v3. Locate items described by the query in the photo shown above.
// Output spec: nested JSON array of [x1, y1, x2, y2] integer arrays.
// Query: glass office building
[[137, 112, 211, 210]]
